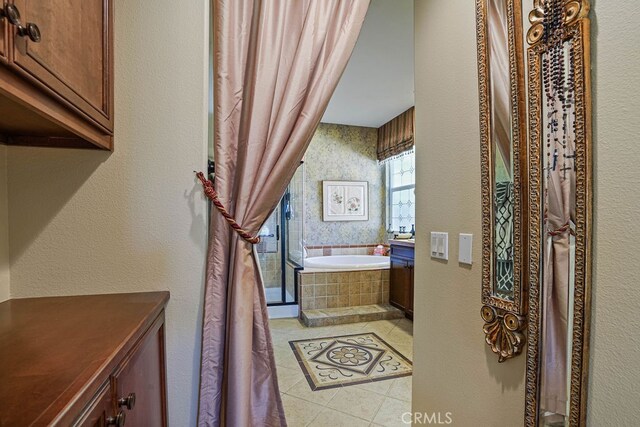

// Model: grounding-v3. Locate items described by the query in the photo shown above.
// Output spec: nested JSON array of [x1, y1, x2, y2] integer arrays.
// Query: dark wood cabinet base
[[0, 292, 169, 426], [389, 242, 414, 319]]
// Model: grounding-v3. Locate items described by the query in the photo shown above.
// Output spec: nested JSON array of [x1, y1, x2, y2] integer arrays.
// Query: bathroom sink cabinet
[[0, 292, 169, 426], [0, 0, 114, 150], [389, 242, 414, 319]]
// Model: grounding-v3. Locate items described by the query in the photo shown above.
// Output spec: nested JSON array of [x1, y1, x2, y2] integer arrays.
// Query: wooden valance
[[377, 106, 415, 162]]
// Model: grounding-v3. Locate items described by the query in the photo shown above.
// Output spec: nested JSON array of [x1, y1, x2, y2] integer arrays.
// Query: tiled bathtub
[[298, 268, 390, 310]]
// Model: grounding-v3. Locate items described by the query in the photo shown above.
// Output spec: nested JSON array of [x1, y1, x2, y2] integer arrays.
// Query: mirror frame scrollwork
[[524, 0, 592, 425], [475, 0, 529, 363]]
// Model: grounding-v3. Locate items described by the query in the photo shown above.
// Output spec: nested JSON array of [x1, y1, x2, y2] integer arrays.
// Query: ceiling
[[321, 0, 415, 128]]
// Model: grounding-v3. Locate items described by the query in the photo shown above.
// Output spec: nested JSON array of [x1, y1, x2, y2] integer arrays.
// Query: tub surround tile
[[382, 282, 390, 293], [326, 284, 339, 296], [328, 273, 341, 284], [349, 294, 361, 307], [305, 244, 389, 258], [338, 294, 350, 308], [339, 283, 350, 295], [301, 274, 315, 285], [298, 267, 391, 325], [315, 297, 327, 309], [327, 296, 338, 309], [349, 283, 360, 295], [315, 285, 327, 297], [300, 304, 404, 327]]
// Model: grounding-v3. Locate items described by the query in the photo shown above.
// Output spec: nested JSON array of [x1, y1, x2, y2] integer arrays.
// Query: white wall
[[588, 0, 640, 423], [322, 0, 414, 127], [0, 145, 9, 303], [6, 0, 209, 425], [413, 1, 526, 425], [413, 0, 640, 425]]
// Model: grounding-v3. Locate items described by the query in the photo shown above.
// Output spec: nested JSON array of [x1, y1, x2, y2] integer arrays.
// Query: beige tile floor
[[270, 317, 413, 427]]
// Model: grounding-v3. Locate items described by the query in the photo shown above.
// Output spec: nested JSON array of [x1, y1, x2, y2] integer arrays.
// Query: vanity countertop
[[0, 292, 169, 426], [389, 239, 415, 248]]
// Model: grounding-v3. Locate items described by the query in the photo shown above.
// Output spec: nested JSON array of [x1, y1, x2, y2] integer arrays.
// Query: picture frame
[[322, 180, 369, 221]]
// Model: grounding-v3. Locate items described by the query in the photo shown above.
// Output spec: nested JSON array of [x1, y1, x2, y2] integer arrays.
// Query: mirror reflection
[[538, 40, 576, 427], [488, 0, 515, 302]]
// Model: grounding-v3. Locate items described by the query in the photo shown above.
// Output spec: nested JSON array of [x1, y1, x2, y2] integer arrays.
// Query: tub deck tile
[[300, 304, 403, 327]]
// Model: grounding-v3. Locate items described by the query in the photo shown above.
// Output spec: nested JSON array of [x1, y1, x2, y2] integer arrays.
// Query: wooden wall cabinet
[[389, 242, 414, 319], [0, 292, 169, 426], [0, 0, 114, 150], [0, 11, 6, 61]]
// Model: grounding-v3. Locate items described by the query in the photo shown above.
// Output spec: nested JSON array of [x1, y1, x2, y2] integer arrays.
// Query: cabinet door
[[0, 14, 5, 61], [74, 382, 114, 427], [11, 0, 113, 131], [114, 321, 167, 427], [406, 260, 414, 320], [389, 258, 411, 311]]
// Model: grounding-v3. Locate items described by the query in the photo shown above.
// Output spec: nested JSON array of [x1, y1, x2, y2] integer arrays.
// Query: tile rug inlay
[[289, 332, 412, 390]]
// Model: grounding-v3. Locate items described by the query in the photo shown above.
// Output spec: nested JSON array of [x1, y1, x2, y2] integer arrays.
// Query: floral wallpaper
[[304, 123, 386, 246]]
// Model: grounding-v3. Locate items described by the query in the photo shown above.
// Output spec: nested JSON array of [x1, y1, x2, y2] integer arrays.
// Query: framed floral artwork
[[322, 180, 369, 221]]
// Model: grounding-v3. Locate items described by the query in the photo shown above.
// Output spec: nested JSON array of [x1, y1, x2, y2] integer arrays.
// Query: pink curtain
[[540, 52, 576, 417], [198, 1, 370, 426], [488, 0, 512, 174]]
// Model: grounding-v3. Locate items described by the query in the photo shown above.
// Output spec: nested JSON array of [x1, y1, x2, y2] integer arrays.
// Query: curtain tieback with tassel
[[547, 221, 575, 237], [195, 172, 260, 244]]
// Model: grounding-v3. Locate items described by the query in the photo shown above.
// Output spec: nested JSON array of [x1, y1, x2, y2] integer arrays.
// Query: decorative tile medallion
[[289, 333, 412, 390]]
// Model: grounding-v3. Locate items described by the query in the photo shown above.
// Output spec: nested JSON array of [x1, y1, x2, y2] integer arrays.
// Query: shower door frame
[[266, 191, 302, 307]]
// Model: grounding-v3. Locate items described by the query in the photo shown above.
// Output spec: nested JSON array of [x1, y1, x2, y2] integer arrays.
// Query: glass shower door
[[257, 164, 304, 306], [257, 205, 285, 304]]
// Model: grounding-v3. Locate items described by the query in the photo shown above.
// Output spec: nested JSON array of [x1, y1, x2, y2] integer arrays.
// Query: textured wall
[[0, 145, 9, 303], [6, 0, 209, 425], [414, 1, 640, 426], [304, 123, 386, 246], [412, 0, 526, 425], [588, 0, 640, 423]]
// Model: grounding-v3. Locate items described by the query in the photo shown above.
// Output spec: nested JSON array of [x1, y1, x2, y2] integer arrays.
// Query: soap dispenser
[[411, 224, 415, 238]]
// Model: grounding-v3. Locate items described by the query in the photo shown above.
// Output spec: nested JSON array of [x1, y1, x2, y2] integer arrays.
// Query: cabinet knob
[[106, 411, 126, 427], [118, 392, 136, 410], [1, 4, 41, 43]]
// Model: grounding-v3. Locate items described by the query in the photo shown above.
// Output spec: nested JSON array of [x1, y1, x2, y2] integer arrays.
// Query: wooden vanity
[[0, 0, 114, 149], [0, 292, 169, 426], [389, 239, 414, 319]]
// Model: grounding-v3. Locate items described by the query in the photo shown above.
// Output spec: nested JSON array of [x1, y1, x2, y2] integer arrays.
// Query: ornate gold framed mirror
[[524, 1, 592, 425], [475, 0, 528, 362]]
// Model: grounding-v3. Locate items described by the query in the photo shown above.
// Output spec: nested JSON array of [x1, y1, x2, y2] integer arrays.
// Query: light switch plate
[[430, 232, 448, 260], [459, 233, 473, 264]]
